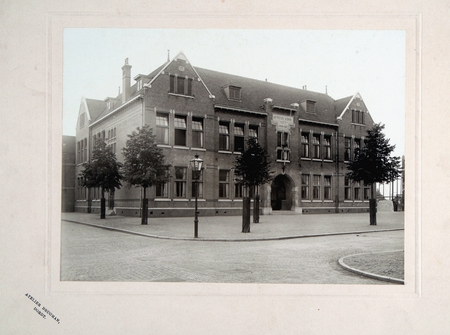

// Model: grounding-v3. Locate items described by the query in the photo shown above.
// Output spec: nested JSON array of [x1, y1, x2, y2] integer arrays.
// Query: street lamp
[[190, 153, 203, 238]]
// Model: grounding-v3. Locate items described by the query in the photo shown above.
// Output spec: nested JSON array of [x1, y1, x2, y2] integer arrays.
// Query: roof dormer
[[301, 99, 316, 114], [224, 85, 241, 101]]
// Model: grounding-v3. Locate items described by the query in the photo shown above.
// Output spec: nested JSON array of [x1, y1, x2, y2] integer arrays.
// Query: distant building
[[62, 135, 76, 212], [74, 52, 374, 217]]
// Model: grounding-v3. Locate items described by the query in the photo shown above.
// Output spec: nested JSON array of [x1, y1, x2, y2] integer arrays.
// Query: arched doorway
[[271, 174, 293, 211]]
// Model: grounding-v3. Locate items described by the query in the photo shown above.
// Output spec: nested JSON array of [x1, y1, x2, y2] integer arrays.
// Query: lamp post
[[190, 154, 203, 238]]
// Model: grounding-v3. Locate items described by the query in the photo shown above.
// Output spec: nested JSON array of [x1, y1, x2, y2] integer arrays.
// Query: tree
[[122, 125, 170, 225], [78, 139, 123, 219], [346, 123, 401, 225], [234, 137, 273, 232]]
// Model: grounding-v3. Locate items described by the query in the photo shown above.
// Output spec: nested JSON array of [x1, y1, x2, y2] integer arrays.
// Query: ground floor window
[[364, 184, 371, 200], [312, 175, 320, 199], [174, 167, 187, 198], [345, 177, 351, 200], [324, 176, 332, 200], [156, 182, 168, 198], [219, 170, 229, 198], [301, 174, 309, 199]]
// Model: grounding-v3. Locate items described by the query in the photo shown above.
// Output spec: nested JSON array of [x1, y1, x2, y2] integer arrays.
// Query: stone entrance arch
[[270, 174, 294, 211]]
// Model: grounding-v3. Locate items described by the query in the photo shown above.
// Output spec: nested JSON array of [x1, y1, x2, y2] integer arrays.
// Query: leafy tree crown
[[234, 137, 273, 188], [346, 123, 401, 184], [78, 139, 122, 192], [122, 125, 170, 189]]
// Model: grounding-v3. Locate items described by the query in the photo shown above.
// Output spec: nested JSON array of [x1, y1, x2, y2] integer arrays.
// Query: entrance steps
[[270, 210, 300, 215]]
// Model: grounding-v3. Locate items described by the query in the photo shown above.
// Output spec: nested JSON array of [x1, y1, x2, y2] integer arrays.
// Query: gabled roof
[[336, 92, 368, 120], [85, 98, 107, 122], [146, 51, 215, 98], [195, 67, 338, 125]]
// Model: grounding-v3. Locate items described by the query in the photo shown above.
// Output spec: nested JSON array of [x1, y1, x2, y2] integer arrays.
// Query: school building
[[73, 51, 375, 217]]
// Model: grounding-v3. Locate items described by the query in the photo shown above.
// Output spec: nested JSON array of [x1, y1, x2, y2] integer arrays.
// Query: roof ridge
[[195, 66, 333, 98]]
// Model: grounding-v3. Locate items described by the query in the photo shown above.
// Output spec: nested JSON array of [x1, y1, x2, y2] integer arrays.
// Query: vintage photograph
[[61, 28, 405, 284]]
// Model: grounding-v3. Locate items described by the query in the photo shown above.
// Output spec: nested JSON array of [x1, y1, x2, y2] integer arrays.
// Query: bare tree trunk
[[141, 187, 148, 225], [370, 183, 377, 225], [253, 192, 260, 223], [100, 188, 106, 219], [242, 197, 251, 233]]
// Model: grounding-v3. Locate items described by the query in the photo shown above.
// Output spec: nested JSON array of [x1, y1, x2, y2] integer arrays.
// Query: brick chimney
[[122, 58, 132, 103]]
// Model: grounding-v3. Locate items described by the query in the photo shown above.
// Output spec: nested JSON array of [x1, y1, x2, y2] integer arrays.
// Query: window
[[301, 133, 309, 158], [277, 132, 290, 160], [352, 110, 365, 124], [248, 125, 258, 140], [174, 115, 187, 146], [234, 123, 245, 152], [354, 138, 361, 158], [344, 137, 352, 161], [364, 183, 371, 200], [312, 134, 321, 159], [177, 77, 185, 95], [219, 170, 229, 198], [156, 168, 170, 198], [191, 169, 203, 198], [345, 177, 352, 200], [174, 167, 187, 198], [191, 117, 204, 148], [324, 176, 332, 200], [234, 183, 243, 198], [354, 181, 361, 200], [156, 182, 168, 198], [219, 121, 230, 151], [324, 135, 332, 160], [301, 174, 310, 199], [313, 175, 320, 200], [169, 75, 193, 96], [229, 86, 241, 100], [83, 138, 87, 163], [306, 101, 316, 113], [79, 113, 85, 128], [156, 113, 169, 145]]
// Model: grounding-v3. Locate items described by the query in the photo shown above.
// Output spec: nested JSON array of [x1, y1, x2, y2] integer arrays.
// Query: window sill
[[173, 146, 189, 150], [218, 150, 232, 154], [192, 147, 206, 151], [155, 198, 171, 201], [173, 198, 189, 201], [190, 198, 206, 202], [218, 199, 232, 202], [168, 93, 195, 99], [276, 159, 290, 163], [157, 144, 171, 148]]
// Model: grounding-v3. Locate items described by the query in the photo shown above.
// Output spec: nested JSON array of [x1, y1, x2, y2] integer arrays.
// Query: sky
[[63, 28, 405, 156]]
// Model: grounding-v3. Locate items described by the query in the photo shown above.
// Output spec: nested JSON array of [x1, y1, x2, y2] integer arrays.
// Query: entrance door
[[271, 175, 292, 210]]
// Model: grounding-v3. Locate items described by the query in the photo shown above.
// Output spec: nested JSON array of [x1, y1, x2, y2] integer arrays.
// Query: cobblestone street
[[61, 219, 403, 284]]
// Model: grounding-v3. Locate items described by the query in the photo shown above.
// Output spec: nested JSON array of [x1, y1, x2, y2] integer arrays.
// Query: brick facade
[[74, 52, 375, 217]]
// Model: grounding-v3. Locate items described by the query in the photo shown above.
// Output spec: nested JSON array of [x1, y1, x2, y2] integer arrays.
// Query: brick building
[[74, 52, 374, 217], [62, 135, 76, 212]]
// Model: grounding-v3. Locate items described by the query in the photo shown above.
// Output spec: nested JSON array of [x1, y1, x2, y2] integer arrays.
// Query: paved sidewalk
[[62, 211, 405, 283], [62, 211, 404, 241]]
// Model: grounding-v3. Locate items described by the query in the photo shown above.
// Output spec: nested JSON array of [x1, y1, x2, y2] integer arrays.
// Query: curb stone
[[338, 251, 405, 284]]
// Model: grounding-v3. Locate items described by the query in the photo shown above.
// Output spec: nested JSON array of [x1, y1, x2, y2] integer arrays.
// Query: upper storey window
[[79, 113, 85, 128], [224, 85, 241, 101], [306, 100, 316, 114], [170, 75, 193, 96], [352, 110, 365, 124], [300, 100, 316, 114]]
